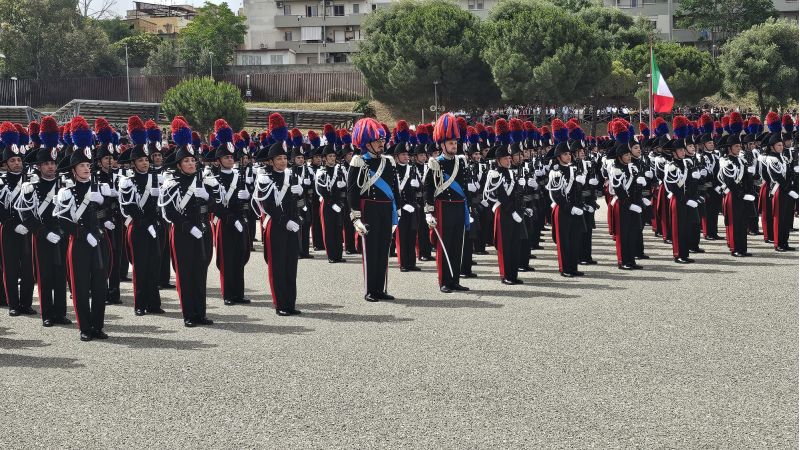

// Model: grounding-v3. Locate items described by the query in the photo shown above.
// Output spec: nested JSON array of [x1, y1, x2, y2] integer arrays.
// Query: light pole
[[10, 76, 17, 106], [712, 44, 717, 60], [209, 51, 214, 78], [245, 74, 252, 102], [125, 44, 131, 102], [637, 81, 644, 124], [433, 80, 440, 120]]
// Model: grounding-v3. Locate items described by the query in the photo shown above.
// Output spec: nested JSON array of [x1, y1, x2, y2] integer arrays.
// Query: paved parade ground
[[1, 207, 797, 448]]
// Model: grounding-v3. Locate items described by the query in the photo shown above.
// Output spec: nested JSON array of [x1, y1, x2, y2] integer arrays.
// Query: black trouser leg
[[435, 201, 465, 288], [311, 197, 324, 250], [67, 234, 108, 334], [217, 221, 246, 301], [321, 200, 343, 261], [362, 201, 392, 295], [128, 224, 162, 311], [396, 211, 415, 270], [496, 210, 521, 281], [33, 233, 67, 321], [342, 204, 357, 253], [2, 225, 26, 310], [460, 233, 474, 275], [416, 209, 432, 259], [705, 192, 722, 237], [106, 219, 123, 302], [300, 217, 311, 256], [776, 190, 793, 248], [670, 198, 690, 259], [266, 220, 299, 311], [172, 225, 208, 321], [159, 224, 171, 286]]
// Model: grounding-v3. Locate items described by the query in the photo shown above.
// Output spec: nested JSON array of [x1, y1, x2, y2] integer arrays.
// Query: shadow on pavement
[[105, 336, 218, 350], [299, 311, 414, 324], [0, 353, 84, 369], [392, 298, 504, 309]]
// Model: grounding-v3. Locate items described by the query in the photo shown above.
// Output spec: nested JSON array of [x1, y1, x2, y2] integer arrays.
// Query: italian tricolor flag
[[651, 52, 674, 113]]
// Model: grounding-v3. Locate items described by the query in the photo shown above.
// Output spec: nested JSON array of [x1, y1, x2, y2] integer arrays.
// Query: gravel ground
[[1, 206, 797, 449]]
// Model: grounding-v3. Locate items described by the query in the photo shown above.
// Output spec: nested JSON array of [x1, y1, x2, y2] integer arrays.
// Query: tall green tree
[[617, 41, 722, 106], [481, 0, 611, 104], [676, 0, 777, 45], [111, 33, 162, 68], [162, 77, 246, 133], [95, 16, 137, 42], [719, 18, 798, 116], [142, 40, 181, 76], [592, 60, 638, 107], [354, 0, 499, 111], [577, 6, 652, 51], [178, 2, 247, 76]]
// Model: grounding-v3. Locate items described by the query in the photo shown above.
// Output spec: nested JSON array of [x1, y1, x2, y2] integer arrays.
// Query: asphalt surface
[[1, 206, 797, 449]]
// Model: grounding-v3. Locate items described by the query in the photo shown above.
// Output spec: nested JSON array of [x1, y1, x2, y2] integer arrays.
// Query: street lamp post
[[433, 80, 440, 121], [637, 81, 644, 124], [245, 74, 252, 102], [209, 51, 214, 78], [10, 76, 17, 106], [125, 44, 131, 102]]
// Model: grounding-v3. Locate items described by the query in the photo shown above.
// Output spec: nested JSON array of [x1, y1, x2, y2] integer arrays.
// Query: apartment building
[[240, 0, 500, 65], [125, 1, 197, 38]]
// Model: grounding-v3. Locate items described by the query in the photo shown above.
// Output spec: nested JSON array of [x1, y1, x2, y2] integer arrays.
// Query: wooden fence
[[0, 72, 371, 108]]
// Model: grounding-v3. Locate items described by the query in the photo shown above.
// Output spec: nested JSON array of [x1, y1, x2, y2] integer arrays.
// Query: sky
[[109, 0, 243, 17]]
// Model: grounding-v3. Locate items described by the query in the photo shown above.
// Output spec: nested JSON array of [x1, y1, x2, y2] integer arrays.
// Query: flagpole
[[648, 39, 654, 131]]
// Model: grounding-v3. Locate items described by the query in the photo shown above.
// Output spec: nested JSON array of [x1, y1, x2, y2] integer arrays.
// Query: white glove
[[353, 219, 368, 236], [527, 178, 536, 187], [147, 225, 157, 238], [570, 206, 584, 216], [525, 208, 534, 216], [104, 221, 115, 231], [100, 183, 113, 197], [336, 180, 346, 188], [481, 199, 489, 208], [585, 205, 595, 213], [629, 204, 642, 214], [743, 194, 756, 201], [575, 174, 586, 184], [588, 178, 599, 186], [747, 166, 756, 174], [518, 178, 525, 186], [645, 170, 654, 178], [686, 199, 698, 208], [636, 177, 646, 186], [789, 190, 799, 199], [303, 178, 311, 186], [331, 204, 342, 213], [86, 233, 98, 247], [468, 182, 478, 192], [667, 192, 673, 199], [194, 187, 209, 200], [89, 191, 104, 204], [426, 213, 437, 229], [150, 188, 160, 197], [402, 204, 415, 213], [714, 186, 723, 194], [290, 184, 303, 195], [794, 166, 799, 173], [14, 224, 28, 235], [642, 198, 652, 206], [237, 190, 250, 200], [410, 179, 420, 188], [700, 169, 708, 177], [234, 220, 243, 232], [286, 220, 300, 233], [190, 226, 203, 239], [46, 232, 60, 244], [691, 171, 701, 179], [511, 211, 523, 223]]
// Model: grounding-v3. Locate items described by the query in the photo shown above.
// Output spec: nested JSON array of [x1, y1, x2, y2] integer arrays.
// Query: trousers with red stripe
[[67, 231, 109, 334], [361, 200, 393, 296], [494, 208, 521, 281], [320, 199, 343, 261], [552, 205, 581, 274], [395, 206, 417, 270], [32, 229, 67, 321], [128, 222, 162, 311]]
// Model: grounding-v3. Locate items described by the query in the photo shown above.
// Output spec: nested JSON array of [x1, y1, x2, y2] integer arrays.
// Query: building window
[[306, 5, 318, 17], [283, 4, 291, 15], [270, 54, 284, 65], [333, 5, 345, 16], [467, 0, 484, 10], [352, 4, 359, 14], [284, 31, 293, 41]]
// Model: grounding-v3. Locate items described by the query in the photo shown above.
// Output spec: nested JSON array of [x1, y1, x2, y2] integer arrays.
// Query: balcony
[[274, 40, 360, 53], [274, 14, 366, 28]]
